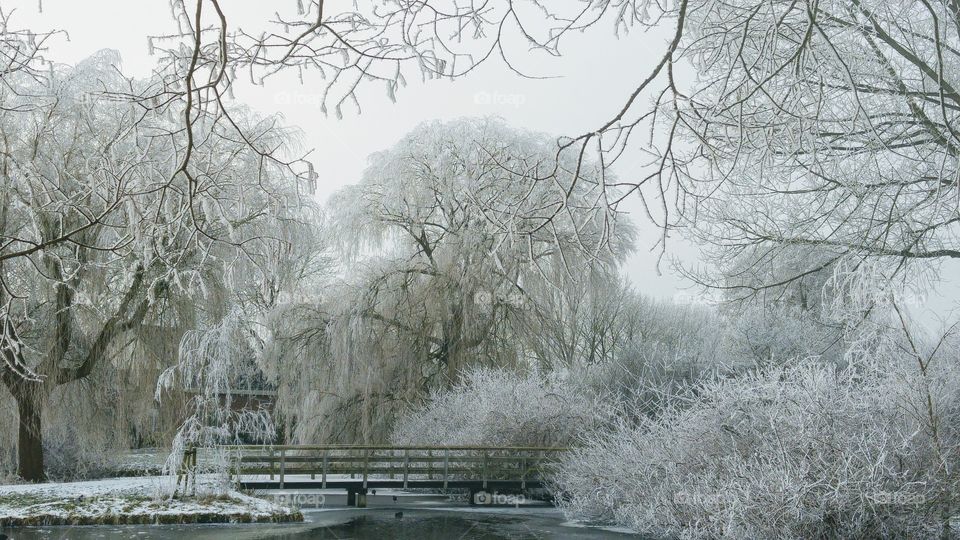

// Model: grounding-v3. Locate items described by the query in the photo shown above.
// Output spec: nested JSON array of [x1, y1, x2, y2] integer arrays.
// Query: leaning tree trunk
[[12, 382, 45, 482]]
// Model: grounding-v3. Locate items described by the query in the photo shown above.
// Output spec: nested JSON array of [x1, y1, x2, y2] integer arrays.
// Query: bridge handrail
[[218, 444, 569, 452], [221, 444, 569, 491]]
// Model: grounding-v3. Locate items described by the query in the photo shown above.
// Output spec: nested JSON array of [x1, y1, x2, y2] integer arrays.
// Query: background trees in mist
[[268, 118, 633, 443]]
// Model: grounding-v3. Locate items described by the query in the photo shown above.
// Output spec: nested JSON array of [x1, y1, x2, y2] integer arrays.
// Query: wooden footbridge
[[222, 445, 568, 506]]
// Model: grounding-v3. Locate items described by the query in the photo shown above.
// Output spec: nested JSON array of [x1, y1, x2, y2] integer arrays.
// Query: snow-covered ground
[[0, 475, 300, 526]]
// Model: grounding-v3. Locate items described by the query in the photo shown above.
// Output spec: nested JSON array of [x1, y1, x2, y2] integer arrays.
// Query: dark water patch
[[2, 508, 639, 539]]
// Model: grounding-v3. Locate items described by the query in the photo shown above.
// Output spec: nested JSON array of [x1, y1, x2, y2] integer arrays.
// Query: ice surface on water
[[2, 508, 641, 539]]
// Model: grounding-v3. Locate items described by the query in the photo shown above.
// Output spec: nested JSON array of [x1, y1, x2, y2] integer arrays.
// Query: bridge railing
[[220, 444, 568, 490]]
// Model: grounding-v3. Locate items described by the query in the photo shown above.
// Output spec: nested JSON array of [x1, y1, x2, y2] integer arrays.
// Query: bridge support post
[[346, 487, 368, 507]]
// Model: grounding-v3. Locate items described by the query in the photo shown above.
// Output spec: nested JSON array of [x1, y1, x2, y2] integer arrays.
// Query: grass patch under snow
[[0, 475, 301, 526]]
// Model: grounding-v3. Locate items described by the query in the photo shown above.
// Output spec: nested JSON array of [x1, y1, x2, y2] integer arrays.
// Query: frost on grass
[[0, 475, 299, 526]]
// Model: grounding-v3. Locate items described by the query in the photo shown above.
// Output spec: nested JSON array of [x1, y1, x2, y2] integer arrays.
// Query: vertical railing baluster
[[322, 449, 328, 488], [521, 452, 527, 490], [279, 448, 286, 489], [235, 446, 241, 489], [482, 449, 488, 489], [362, 448, 369, 489], [443, 448, 449, 489], [403, 448, 409, 488], [192, 448, 197, 496], [539, 449, 544, 482]]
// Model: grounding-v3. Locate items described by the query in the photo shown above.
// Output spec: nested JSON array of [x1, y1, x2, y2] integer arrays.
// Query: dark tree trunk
[[1, 266, 157, 483], [0, 315, 46, 482], [14, 385, 45, 482]]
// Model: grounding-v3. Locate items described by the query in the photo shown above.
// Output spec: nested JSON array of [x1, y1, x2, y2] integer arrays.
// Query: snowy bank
[[0, 475, 301, 526]]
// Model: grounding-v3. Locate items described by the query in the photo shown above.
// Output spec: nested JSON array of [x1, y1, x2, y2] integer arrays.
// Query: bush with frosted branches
[[554, 331, 960, 539], [391, 367, 617, 448]]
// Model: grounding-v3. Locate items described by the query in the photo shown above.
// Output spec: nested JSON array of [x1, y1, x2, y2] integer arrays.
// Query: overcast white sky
[[8, 0, 959, 332]]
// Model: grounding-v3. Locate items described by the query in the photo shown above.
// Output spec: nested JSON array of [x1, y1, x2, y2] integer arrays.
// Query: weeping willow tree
[[157, 199, 327, 479], [269, 118, 635, 443], [0, 44, 316, 481]]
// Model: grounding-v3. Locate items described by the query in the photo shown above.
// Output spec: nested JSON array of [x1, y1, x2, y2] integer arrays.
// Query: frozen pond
[[2, 505, 639, 539]]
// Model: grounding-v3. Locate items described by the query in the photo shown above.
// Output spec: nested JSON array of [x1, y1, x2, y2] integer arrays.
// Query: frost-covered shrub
[[579, 298, 739, 419], [391, 367, 616, 447], [40, 430, 114, 481], [554, 345, 960, 539], [582, 296, 849, 415]]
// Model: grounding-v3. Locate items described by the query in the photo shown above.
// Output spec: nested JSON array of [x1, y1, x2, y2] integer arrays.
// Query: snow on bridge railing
[[218, 444, 570, 490]]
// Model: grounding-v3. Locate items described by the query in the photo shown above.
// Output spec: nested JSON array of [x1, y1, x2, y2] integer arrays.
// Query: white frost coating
[[391, 367, 617, 448], [0, 19, 318, 479], [555, 325, 960, 539], [158, 311, 275, 495], [0, 475, 291, 521], [269, 118, 635, 444]]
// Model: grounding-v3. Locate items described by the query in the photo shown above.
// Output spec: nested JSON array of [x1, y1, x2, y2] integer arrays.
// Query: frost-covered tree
[[569, 0, 960, 299], [271, 118, 633, 443], [0, 49, 312, 481], [690, 0, 960, 270], [177, 1, 960, 300], [517, 273, 642, 369], [157, 200, 328, 479], [329, 117, 630, 369], [152, 2, 649, 118]]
